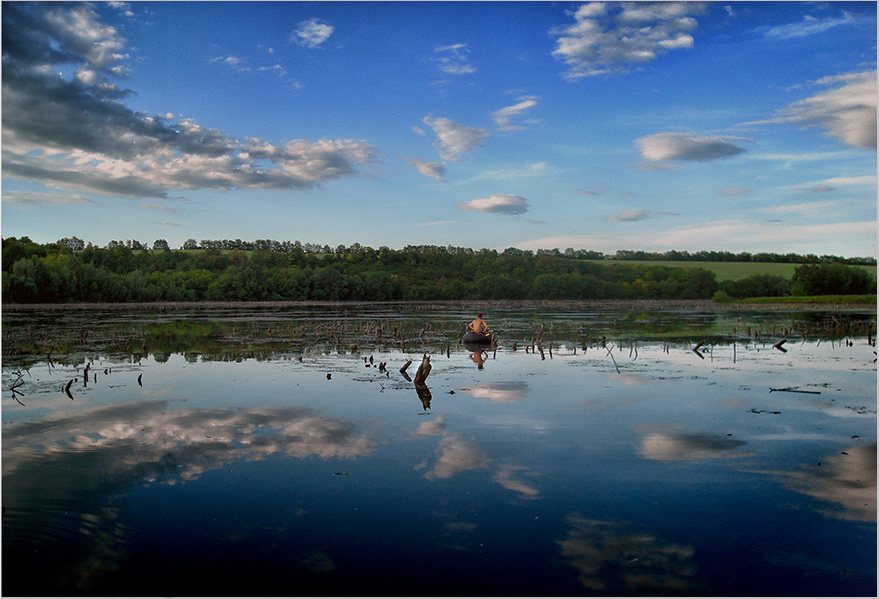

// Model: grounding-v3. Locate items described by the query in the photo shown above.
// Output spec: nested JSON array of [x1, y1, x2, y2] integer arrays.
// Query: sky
[[1, 1, 876, 257]]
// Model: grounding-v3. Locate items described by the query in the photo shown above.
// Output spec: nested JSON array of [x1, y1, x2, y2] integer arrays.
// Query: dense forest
[[2, 236, 875, 304]]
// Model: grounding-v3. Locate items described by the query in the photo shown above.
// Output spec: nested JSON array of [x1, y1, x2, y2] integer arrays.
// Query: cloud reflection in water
[[417, 434, 491, 480], [557, 514, 700, 594], [492, 464, 541, 499], [457, 381, 528, 402], [4, 401, 378, 485], [3, 400, 377, 591], [638, 430, 748, 461], [779, 443, 876, 522]]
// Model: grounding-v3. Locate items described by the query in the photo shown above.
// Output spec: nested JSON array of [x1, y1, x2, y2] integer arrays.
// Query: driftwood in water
[[413, 354, 432, 385], [770, 386, 820, 395], [773, 338, 788, 353]]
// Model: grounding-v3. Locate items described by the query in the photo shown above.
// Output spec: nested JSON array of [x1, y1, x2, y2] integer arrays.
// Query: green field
[[741, 294, 877, 304], [588, 260, 877, 282]]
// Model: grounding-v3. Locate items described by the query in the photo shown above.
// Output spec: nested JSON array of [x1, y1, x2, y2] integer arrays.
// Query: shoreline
[[2, 299, 875, 313]]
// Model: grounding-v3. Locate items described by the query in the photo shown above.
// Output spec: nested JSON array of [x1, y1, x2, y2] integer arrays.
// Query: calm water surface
[[2, 304, 876, 596]]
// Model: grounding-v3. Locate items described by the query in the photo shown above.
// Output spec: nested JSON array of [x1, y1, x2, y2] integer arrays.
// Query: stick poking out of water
[[413, 354, 431, 385]]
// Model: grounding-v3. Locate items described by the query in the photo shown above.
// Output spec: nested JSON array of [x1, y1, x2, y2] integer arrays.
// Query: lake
[[2, 302, 876, 596]]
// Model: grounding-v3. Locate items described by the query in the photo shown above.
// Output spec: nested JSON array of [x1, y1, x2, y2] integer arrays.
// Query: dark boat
[[462, 331, 494, 344]]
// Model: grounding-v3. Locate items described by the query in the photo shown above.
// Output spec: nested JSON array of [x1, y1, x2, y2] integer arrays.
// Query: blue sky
[[2, 1, 876, 257]]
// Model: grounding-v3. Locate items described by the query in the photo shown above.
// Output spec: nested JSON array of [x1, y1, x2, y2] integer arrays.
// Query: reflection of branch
[[415, 384, 432, 410], [11, 372, 25, 406], [605, 346, 620, 374]]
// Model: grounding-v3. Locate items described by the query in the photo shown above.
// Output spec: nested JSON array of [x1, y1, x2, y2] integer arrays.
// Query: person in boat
[[468, 313, 489, 337]]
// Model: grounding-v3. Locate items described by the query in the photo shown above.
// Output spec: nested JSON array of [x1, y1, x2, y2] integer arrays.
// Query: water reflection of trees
[[3, 306, 874, 369]]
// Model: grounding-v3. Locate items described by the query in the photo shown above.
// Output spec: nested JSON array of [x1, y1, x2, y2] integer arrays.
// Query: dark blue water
[[2, 305, 875, 596]]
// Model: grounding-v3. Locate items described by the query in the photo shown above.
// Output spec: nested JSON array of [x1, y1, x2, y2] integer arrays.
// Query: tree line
[[3, 236, 874, 304], [53, 236, 876, 266]]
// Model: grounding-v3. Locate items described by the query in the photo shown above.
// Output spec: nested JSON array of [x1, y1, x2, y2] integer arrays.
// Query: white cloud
[[469, 162, 549, 182], [291, 18, 334, 48], [410, 160, 446, 181], [210, 55, 250, 73], [139, 202, 181, 213], [760, 14, 863, 40], [433, 43, 475, 75], [415, 220, 458, 227], [608, 209, 678, 221], [2, 190, 95, 205], [573, 186, 606, 196], [551, 1, 708, 79], [1, 3, 376, 199], [718, 187, 752, 197], [609, 209, 650, 221], [653, 218, 878, 254], [422, 116, 489, 161], [635, 132, 748, 164], [258, 64, 288, 78], [820, 175, 877, 187], [763, 70, 877, 150], [758, 200, 842, 216], [514, 218, 877, 256], [458, 194, 529, 215], [799, 185, 835, 194], [492, 96, 539, 130]]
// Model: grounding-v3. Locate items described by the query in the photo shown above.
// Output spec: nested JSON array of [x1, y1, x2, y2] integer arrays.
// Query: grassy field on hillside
[[741, 294, 876, 304], [141, 251, 877, 283], [589, 260, 877, 282]]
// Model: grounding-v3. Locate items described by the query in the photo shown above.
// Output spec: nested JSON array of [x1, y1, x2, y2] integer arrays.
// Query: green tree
[[791, 263, 876, 296], [475, 275, 528, 299], [57, 236, 85, 251], [720, 274, 791, 299]]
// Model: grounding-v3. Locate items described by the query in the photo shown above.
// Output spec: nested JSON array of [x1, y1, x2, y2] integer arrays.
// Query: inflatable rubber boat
[[462, 331, 494, 344]]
